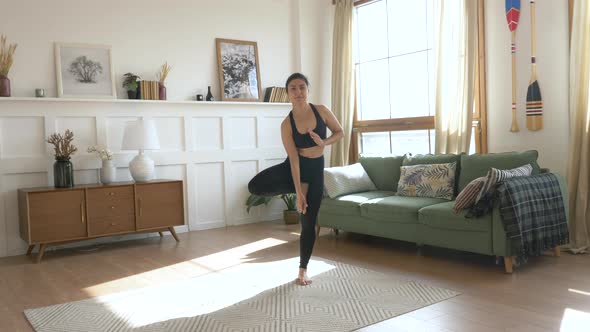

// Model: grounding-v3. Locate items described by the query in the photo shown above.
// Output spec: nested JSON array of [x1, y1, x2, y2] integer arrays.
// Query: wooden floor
[[1, 221, 589, 332]]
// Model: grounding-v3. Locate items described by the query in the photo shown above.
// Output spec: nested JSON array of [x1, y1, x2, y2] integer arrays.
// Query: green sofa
[[318, 150, 568, 273]]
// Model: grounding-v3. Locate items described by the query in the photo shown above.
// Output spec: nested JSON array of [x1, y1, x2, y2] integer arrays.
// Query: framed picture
[[55, 42, 116, 99], [216, 38, 262, 102]]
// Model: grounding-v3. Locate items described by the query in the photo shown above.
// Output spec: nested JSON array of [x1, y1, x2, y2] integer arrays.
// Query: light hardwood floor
[[1, 221, 589, 331]]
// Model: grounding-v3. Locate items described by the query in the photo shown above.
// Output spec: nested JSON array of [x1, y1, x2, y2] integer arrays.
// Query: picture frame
[[55, 42, 117, 99], [215, 38, 262, 102]]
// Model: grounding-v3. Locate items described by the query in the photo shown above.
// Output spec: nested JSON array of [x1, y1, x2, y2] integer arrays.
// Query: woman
[[248, 73, 343, 286]]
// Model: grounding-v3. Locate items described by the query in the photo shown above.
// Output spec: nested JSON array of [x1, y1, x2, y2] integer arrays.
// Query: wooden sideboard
[[18, 179, 184, 262]]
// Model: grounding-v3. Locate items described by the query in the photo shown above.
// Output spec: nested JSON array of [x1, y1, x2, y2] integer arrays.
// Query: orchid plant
[[87, 145, 113, 161]]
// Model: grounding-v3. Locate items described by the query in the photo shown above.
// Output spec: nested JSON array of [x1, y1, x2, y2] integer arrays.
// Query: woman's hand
[[297, 192, 308, 214], [308, 130, 325, 147]]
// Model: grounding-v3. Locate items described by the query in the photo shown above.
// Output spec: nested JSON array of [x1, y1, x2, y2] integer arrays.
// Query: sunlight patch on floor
[[568, 288, 590, 296], [87, 257, 335, 328], [561, 308, 590, 331], [83, 238, 288, 296]]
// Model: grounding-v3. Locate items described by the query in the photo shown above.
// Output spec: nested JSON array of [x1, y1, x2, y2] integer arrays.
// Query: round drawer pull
[[109, 192, 115, 196], [110, 223, 117, 226], [111, 206, 115, 209]]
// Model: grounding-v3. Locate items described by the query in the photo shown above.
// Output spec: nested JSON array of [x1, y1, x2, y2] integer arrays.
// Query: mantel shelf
[[0, 97, 291, 107]]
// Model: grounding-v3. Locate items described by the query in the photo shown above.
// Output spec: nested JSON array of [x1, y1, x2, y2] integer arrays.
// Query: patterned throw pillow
[[396, 162, 456, 200], [475, 163, 533, 203], [323, 163, 377, 198], [453, 176, 486, 213]]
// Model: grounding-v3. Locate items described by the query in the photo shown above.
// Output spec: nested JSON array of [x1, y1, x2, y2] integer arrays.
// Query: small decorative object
[[0, 35, 17, 97], [156, 61, 172, 101], [216, 38, 262, 101], [55, 42, 116, 98], [206, 86, 214, 101], [35, 88, 45, 98], [88, 145, 116, 184], [122, 72, 140, 99], [122, 118, 160, 182], [196, 94, 203, 101], [46, 129, 77, 188], [246, 193, 299, 225]]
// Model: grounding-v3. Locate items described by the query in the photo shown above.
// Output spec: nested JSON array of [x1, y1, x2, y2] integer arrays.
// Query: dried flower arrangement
[[156, 61, 172, 84], [46, 129, 77, 160], [0, 35, 17, 77], [87, 145, 113, 161]]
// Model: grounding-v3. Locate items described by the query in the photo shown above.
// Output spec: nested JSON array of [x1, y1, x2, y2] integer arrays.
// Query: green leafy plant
[[246, 193, 296, 213], [122, 72, 140, 92]]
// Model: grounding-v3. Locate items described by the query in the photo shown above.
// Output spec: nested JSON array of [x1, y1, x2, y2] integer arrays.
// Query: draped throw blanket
[[497, 173, 569, 263]]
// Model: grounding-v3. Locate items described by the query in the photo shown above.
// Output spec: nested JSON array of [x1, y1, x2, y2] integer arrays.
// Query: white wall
[[2, 0, 334, 102], [485, 0, 569, 174]]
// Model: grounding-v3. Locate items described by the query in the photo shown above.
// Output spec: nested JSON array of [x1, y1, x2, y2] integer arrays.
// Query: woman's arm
[[281, 119, 307, 213], [308, 105, 344, 147]]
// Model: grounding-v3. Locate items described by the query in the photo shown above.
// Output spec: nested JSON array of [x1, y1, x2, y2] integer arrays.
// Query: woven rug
[[25, 258, 459, 331]]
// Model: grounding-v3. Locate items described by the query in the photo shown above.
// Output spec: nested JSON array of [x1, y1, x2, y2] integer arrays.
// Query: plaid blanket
[[497, 173, 569, 263]]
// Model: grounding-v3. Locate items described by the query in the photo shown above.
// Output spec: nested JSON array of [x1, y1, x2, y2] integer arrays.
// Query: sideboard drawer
[[89, 214, 135, 236], [86, 186, 135, 220]]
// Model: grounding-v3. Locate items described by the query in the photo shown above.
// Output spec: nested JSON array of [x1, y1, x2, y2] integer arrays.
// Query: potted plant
[[246, 193, 299, 224], [46, 129, 77, 188], [123, 72, 140, 99], [0, 34, 17, 97], [87, 145, 115, 184]]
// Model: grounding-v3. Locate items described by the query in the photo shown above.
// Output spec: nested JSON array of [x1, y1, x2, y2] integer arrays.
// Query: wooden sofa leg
[[553, 245, 561, 257], [504, 256, 514, 274]]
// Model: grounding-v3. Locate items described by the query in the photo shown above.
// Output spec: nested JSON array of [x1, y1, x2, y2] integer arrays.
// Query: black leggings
[[248, 155, 324, 269]]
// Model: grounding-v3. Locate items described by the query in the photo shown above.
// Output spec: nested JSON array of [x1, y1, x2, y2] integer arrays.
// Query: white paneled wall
[[0, 98, 291, 257]]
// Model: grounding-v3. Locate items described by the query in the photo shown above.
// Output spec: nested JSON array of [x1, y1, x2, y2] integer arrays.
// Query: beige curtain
[[434, 0, 478, 154], [330, 0, 354, 167], [566, 0, 590, 253]]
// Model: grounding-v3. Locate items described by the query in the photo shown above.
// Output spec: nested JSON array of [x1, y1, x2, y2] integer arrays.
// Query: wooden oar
[[526, 0, 543, 131], [506, 0, 521, 132]]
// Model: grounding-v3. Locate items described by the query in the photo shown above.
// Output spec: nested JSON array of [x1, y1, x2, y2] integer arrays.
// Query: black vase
[[54, 158, 74, 188], [206, 86, 214, 101]]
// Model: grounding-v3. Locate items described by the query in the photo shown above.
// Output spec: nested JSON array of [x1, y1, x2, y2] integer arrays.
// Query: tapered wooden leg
[[158, 232, 164, 237], [169, 227, 180, 242], [36, 244, 47, 263], [554, 245, 561, 257], [504, 256, 514, 274], [316, 225, 321, 237], [26, 245, 35, 256]]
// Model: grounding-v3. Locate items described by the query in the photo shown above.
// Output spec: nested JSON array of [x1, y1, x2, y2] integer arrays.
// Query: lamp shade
[[122, 119, 160, 150]]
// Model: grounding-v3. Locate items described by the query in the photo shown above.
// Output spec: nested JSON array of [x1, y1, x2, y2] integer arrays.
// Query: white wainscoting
[[0, 98, 291, 258]]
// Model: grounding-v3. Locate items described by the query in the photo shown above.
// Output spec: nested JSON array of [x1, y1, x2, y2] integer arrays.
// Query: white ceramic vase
[[100, 159, 117, 184]]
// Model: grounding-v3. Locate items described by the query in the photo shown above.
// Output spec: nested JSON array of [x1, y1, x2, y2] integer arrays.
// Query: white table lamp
[[122, 119, 160, 182]]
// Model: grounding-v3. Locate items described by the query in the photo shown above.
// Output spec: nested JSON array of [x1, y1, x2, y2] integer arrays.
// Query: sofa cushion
[[359, 155, 405, 192], [419, 201, 491, 232], [403, 153, 462, 195], [458, 150, 541, 191], [397, 162, 456, 200], [360, 196, 447, 224], [320, 191, 395, 216], [475, 163, 533, 203], [324, 163, 377, 198], [453, 176, 486, 213]]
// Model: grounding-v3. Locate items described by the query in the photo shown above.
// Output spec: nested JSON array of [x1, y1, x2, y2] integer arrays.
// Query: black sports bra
[[289, 103, 327, 149]]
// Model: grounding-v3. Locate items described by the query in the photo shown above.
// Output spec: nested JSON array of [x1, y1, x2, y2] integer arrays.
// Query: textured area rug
[[25, 258, 459, 331]]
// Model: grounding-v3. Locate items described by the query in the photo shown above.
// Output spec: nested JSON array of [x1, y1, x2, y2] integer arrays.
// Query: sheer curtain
[[566, 0, 590, 253], [434, 0, 478, 154], [330, 0, 354, 167]]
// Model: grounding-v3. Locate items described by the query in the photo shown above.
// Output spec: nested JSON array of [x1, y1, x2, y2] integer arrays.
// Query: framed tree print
[[55, 42, 117, 98], [215, 38, 262, 102]]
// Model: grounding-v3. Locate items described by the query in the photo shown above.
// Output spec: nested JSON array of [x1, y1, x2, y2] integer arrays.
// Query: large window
[[351, 0, 486, 159]]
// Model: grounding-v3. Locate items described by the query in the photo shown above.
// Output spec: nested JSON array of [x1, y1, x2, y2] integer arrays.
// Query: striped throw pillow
[[453, 176, 486, 213], [323, 163, 377, 198], [475, 164, 533, 203]]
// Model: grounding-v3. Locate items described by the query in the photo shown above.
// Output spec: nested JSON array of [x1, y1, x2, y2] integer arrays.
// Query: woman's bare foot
[[296, 268, 312, 286]]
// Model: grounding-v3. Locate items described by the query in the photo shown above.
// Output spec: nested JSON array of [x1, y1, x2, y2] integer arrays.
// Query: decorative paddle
[[526, 0, 543, 130], [506, 0, 521, 132]]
